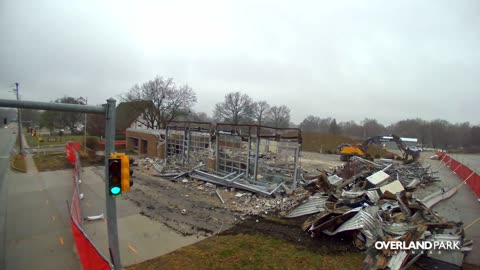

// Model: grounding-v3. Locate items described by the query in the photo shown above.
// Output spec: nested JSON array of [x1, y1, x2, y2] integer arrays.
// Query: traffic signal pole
[[0, 98, 122, 269], [104, 98, 122, 269]]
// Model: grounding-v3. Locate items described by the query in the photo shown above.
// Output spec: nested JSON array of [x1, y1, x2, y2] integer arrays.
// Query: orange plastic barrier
[[66, 142, 112, 270], [436, 152, 480, 197], [71, 219, 111, 270]]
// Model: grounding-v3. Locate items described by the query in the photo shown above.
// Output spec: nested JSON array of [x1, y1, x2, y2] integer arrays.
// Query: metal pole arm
[[0, 99, 105, 114]]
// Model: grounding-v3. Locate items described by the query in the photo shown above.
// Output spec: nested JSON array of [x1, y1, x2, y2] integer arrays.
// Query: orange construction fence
[[436, 152, 480, 197], [66, 142, 112, 270]]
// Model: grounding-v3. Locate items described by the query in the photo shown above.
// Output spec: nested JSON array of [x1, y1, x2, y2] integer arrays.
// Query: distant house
[[115, 100, 155, 135]]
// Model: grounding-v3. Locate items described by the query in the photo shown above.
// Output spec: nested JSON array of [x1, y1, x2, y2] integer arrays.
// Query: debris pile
[[287, 157, 471, 269], [147, 157, 288, 196], [133, 155, 472, 269], [133, 157, 308, 220]]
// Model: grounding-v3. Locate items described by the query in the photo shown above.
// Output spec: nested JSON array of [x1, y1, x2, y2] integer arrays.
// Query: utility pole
[[14, 83, 23, 153], [84, 97, 87, 150]]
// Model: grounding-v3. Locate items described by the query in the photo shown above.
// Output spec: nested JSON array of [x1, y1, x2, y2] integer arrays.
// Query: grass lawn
[[32, 152, 73, 171], [25, 134, 98, 147], [32, 151, 104, 172], [126, 234, 364, 270]]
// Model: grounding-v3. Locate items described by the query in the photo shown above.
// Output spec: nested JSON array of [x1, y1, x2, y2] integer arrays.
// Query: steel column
[[293, 143, 300, 189], [215, 132, 220, 172], [246, 137, 251, 179], [254, 137, 260, 181], [164, 128, 169, 164]]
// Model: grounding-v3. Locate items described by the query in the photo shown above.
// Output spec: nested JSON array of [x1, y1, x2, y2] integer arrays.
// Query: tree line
[[299, 116, 480, 151], [22, 75, 479, 151]]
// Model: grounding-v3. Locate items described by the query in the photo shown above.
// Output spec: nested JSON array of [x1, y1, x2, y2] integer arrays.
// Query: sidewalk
[[3, 134, 81, 269], [79, 166, 204, 267]]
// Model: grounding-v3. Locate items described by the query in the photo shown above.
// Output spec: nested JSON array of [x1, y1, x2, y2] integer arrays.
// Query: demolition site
[[119, 121, 480, 270]]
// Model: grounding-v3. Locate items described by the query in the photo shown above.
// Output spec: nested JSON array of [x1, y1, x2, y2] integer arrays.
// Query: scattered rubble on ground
[[129, 155, 472, 269]]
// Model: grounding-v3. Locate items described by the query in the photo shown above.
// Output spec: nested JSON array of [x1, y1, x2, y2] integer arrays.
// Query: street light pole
[[84, 97, 87, 150], [14, 83, 23, 154]]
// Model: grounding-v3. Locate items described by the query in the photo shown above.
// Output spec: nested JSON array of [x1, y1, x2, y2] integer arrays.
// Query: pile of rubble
[[133, 157, 308, 219], [180, 179, 309, 219], [287, 156, 470, 269], [134, 155, 471, 269]]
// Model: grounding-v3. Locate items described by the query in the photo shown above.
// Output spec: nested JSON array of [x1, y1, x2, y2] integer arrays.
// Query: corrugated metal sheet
[[387, 251, 409, 270], [419, 187, 457, 209], [285, 195, 329, 218], [341, 190, 366, 198], [366, 190, 380, 203], [383, 223, 415, 236], [323, 206, 383, 241]]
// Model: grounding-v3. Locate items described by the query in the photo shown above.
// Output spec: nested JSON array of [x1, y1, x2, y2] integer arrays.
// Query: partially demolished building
[[126, 122, 473, 269]]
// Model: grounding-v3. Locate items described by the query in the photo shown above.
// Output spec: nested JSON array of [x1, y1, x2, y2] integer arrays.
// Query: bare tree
[[267, 105, 291, 128], [328, 118, 340, 135], [40, 96, 86, 133], [189, 111, 212, 122], [299, 116, 333, 132], [339, 120, 363, 138], [361, 118, 386, 138], [124, 76, 197, 129], [252, 101, 270, 125], [213, 92, 254, 124]]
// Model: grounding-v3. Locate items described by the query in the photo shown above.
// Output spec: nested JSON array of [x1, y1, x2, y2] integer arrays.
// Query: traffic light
[[109, 153, 133, 196], [120, 154, 130, 193], [128, 157, 135, 189], [108, 156, 122, 196], [3, 118, 7, 125]]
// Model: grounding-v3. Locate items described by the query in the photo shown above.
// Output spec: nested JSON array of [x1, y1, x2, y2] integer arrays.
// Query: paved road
[[0, 131, 81, 270], [0, 128, 17, 269], [421, 158, 480, 266]]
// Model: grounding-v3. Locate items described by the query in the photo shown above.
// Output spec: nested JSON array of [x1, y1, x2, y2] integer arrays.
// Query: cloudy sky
[[1, 0, 479, 125]]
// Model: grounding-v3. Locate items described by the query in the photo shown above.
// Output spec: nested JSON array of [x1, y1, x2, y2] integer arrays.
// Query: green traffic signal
[[110, 186, 121, 195], [109, 158, 122, 197]]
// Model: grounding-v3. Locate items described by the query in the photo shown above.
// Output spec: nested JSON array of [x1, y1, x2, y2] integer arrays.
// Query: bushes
[[85, 136, 99, 150]]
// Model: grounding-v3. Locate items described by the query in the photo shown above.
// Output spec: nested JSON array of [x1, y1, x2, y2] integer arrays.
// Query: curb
[[10, 154, 27, 173]]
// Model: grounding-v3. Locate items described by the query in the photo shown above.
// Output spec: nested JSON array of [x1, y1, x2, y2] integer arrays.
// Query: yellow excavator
[[338, 134, 420, 162]]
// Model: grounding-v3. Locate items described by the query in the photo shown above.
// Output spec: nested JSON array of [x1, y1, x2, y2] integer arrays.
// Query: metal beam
[[0, 99, 105, 114]]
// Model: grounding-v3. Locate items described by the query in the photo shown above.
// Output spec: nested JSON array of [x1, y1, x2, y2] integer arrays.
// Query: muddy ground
[[124, 169, 309, 236], [124, 167, 358, 254], [221, 216, 357, 253], [124, 170, 237, 236], [124, 152, 342, 237]]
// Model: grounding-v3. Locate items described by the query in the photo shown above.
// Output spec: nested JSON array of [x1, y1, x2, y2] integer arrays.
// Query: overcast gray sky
[[1, 0, 479, 125]]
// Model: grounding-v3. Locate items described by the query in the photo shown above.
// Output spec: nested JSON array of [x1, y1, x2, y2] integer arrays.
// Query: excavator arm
[[389, 134, 421, 162], [339, 134, 421, 162]]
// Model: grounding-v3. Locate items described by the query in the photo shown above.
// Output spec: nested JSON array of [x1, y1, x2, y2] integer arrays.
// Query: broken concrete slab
[[367, 170, 390, 186], [379, 180, 405, 195]]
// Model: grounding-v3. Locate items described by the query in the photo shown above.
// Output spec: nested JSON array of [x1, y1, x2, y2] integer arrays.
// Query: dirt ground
[[124, 170, 237, 236], [123, 152, 347, 237], [299, 152, 344, 173]]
